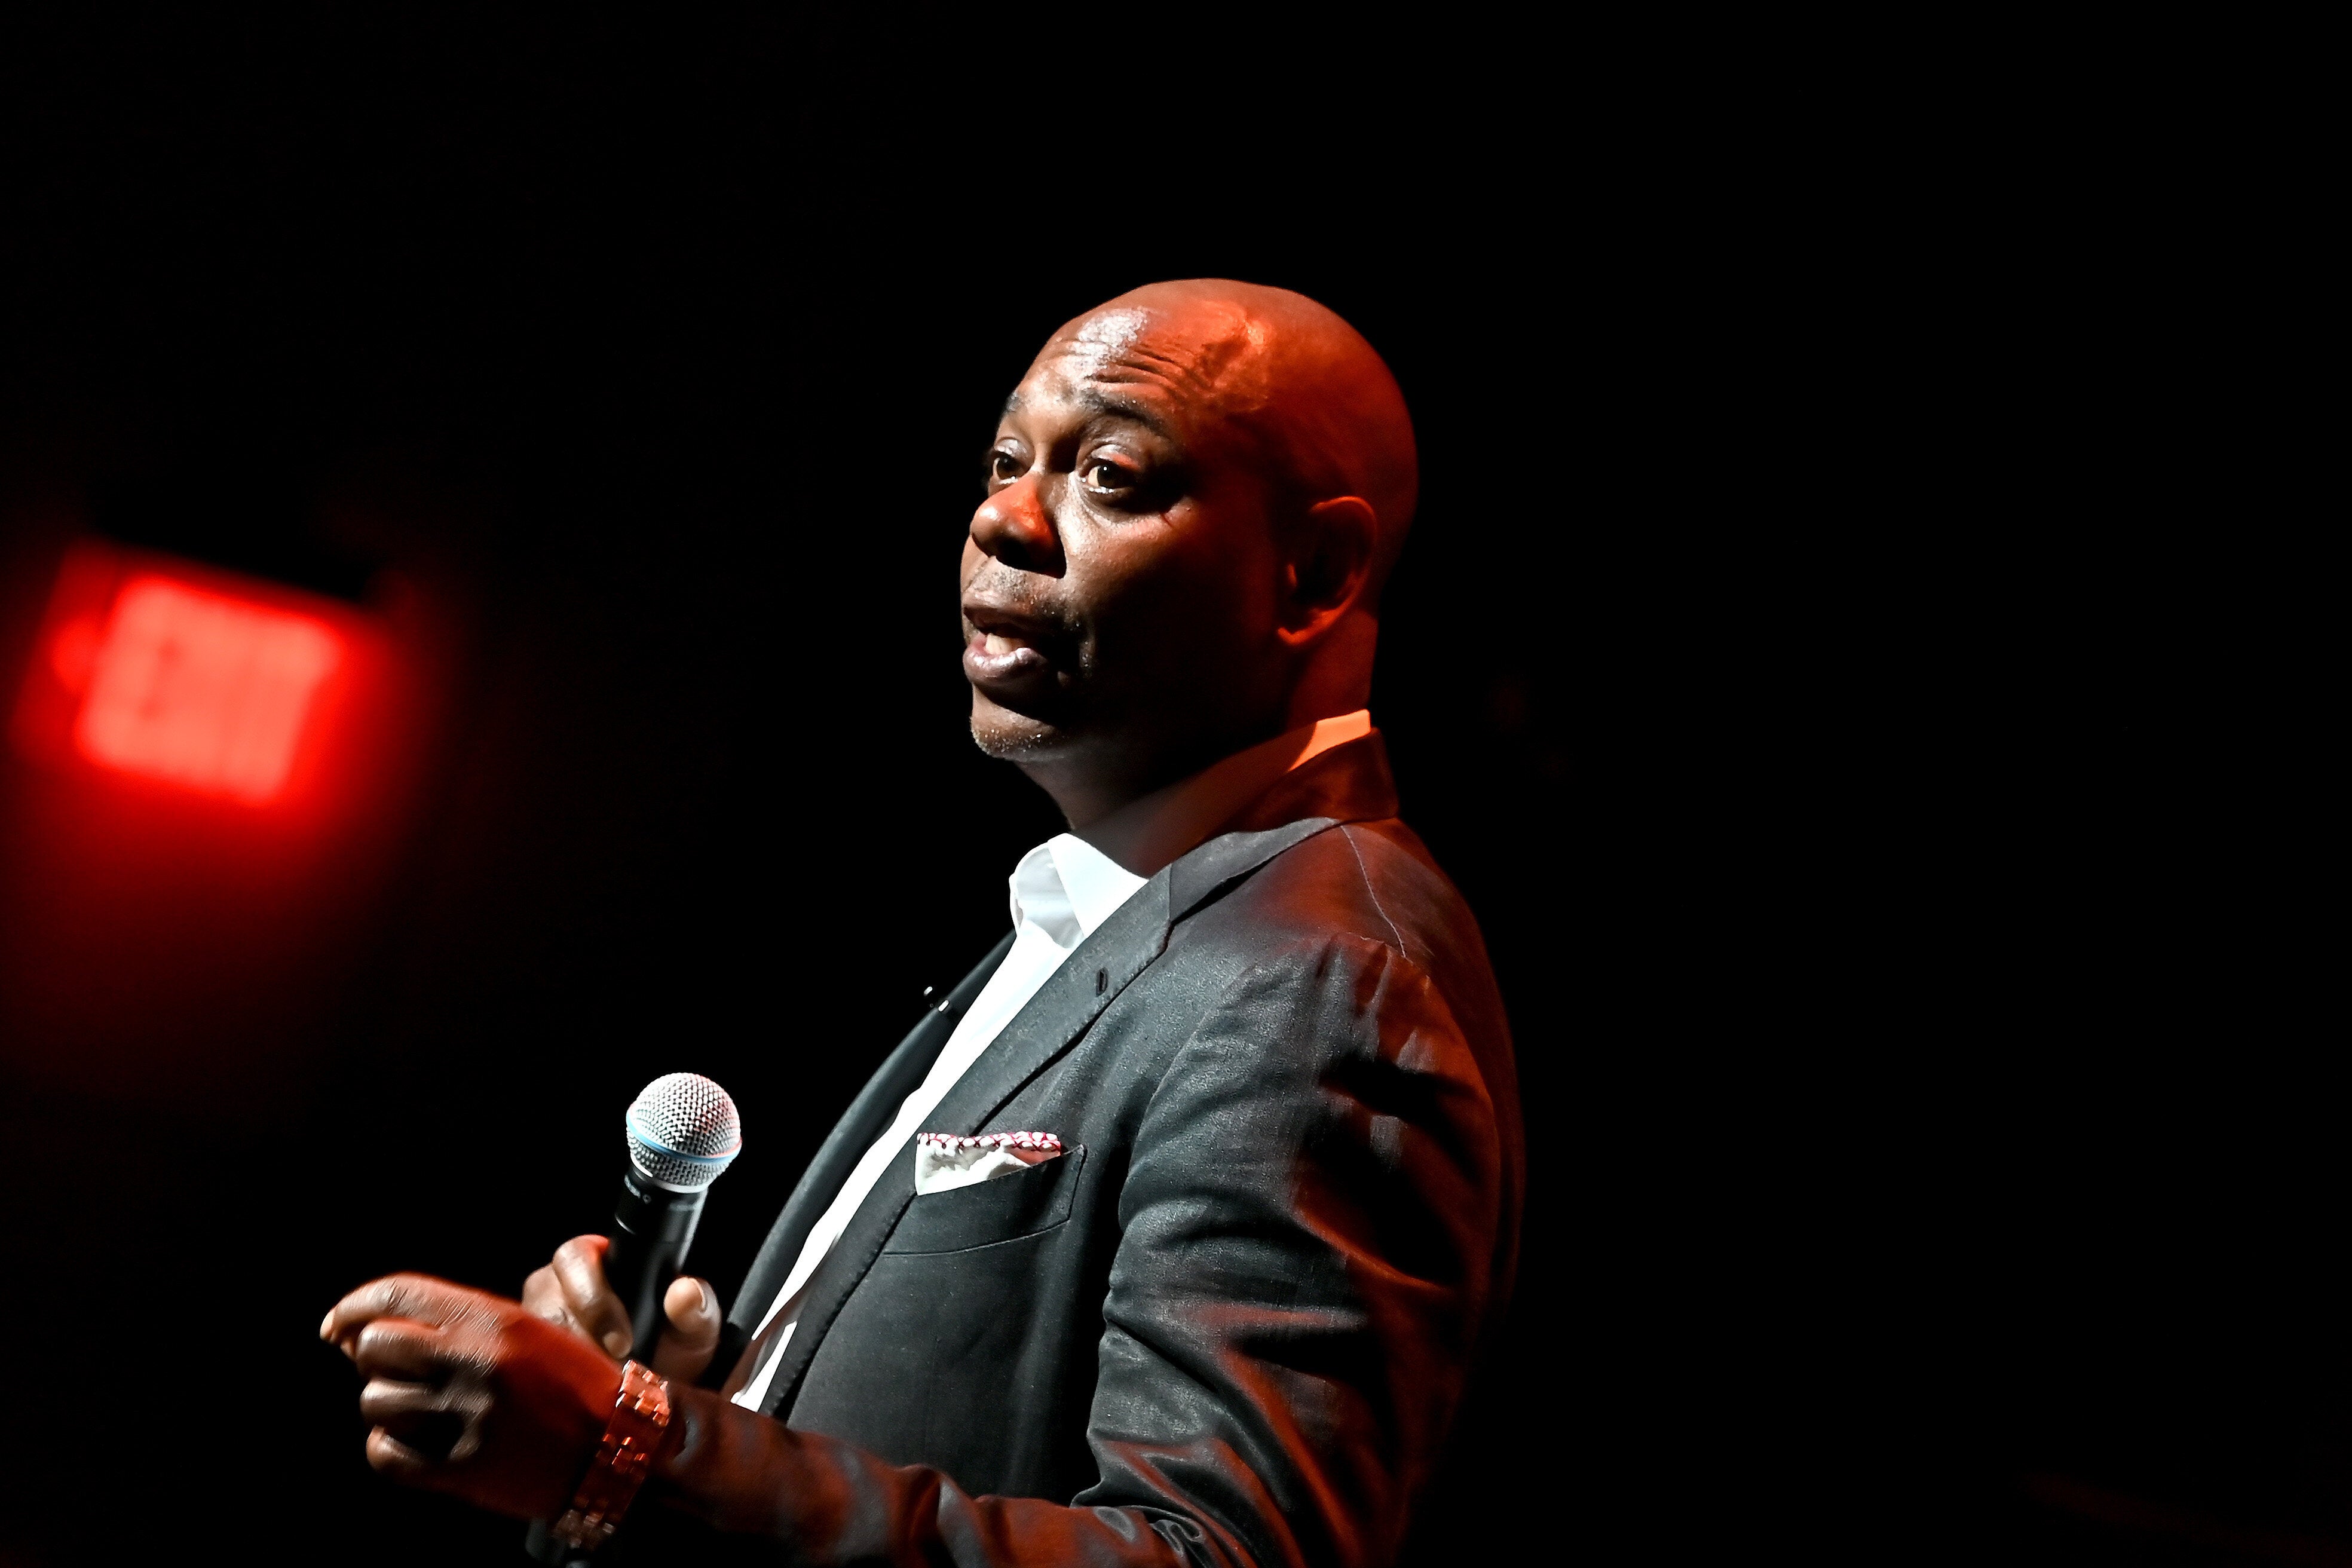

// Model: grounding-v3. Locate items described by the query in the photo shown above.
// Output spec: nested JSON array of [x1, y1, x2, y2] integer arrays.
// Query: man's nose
[[969, 476, 1065, 576]]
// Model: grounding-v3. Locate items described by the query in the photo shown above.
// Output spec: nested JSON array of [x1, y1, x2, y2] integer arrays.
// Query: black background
[[0, 15, 2316, 1568]]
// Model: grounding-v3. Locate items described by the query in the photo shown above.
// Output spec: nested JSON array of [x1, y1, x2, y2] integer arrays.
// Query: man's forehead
[[1061, 307, 1155, 360], [1019, 302, 1273, 421]]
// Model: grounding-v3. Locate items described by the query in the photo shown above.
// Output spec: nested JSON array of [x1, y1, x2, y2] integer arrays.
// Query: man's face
[[960, 305, 1291, 796]]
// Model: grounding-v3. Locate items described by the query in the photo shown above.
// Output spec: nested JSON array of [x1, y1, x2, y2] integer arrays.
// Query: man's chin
[[968, 691, 1097, 763]]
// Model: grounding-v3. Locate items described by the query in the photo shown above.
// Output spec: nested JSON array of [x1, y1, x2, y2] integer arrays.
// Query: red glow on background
[[69, 577, 344, 803], [11, 541, 385, 819], [3, 536, 431, 1104]]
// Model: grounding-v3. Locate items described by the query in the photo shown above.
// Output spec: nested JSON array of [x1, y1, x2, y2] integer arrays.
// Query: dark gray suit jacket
[[641, 735, 1521, 1566]]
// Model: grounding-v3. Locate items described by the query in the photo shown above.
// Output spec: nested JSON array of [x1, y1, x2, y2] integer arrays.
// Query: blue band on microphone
[[624, 1113, 740, 1168]]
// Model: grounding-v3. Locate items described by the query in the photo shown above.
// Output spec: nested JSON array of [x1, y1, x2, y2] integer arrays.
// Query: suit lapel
[[755, 880, 1172, 1415], [713, 931, 1013, 1380], [1165, 814, 1338, 924], [925, 874, 1171, 1138], [758, 816, 1346, 1417]]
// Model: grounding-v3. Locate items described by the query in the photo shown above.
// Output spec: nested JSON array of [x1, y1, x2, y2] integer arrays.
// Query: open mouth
[[961, 610, 1058, 691]]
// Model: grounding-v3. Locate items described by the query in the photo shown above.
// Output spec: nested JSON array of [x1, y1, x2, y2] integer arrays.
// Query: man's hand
[[320, 1273, 627, 1519], [521, 1235, 722, 1383]]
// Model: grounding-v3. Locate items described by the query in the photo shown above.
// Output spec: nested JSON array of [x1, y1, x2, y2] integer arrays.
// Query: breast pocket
[[883, 1144, 1087, 1255]]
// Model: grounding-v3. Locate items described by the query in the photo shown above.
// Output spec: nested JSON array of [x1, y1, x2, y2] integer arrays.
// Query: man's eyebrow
[[1072, 390, 1177, 439]]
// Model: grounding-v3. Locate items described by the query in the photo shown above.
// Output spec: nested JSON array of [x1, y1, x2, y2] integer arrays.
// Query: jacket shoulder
[[1167, 818, 1512, 1077], [1183, 817, 1481, 972]]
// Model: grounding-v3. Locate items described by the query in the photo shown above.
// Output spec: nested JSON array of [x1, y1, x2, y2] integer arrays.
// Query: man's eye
[[989, 451, 1022, 484], [1081, 460, 1132, 494]]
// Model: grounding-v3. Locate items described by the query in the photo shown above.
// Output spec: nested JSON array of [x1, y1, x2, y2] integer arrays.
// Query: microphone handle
[[607, 1168, 707, 1363], [523, 1171, 706, 1564]]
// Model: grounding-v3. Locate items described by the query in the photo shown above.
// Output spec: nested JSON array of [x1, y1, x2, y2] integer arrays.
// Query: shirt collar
[[1007, 834, 1147, 951], [1003, 709, 1374, 948]]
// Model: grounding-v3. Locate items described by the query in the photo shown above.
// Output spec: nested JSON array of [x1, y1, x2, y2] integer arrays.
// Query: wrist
[[549, 1359, 672, 1551]]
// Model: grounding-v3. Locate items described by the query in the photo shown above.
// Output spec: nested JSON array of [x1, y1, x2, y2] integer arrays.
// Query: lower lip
[[963, 633, 1050, 687]]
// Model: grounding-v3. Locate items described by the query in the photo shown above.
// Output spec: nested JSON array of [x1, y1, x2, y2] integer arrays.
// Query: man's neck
[[1065, 710, 1372, 878], [1016, 638, 1377, 830]]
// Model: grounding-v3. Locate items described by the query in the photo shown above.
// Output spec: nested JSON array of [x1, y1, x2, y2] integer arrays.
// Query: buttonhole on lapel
[[1095, 967, 1108, 994]]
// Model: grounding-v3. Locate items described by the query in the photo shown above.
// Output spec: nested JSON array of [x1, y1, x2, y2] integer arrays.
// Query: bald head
[[1039, 280, 1419, 594], [963, 280, 1416, 826]]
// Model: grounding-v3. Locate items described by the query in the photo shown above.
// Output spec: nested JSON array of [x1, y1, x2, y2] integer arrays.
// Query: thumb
[[650, 1275, 721, 1382]]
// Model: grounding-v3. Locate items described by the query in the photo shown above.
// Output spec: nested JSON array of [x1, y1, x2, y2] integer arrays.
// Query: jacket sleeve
[[636, 934, 1509, 1567]]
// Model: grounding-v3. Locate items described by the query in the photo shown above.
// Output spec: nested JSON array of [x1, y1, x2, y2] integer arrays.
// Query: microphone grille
[[624, 1072, 744, 1193]]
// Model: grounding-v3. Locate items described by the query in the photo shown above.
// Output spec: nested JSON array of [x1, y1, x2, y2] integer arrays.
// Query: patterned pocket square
[[914, 1131, 1063, 1195]]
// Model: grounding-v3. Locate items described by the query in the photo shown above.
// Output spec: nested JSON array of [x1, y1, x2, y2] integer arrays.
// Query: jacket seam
[[1340, 823, 1408, 951]]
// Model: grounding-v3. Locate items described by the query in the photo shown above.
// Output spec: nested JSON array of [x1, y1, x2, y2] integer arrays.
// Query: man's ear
[[1276, 496, 1378, 645]]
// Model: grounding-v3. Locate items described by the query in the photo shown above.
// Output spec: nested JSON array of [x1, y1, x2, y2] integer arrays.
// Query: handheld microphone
[[528, 1073, 742, 1565], [610, 1071, 744, 1361]]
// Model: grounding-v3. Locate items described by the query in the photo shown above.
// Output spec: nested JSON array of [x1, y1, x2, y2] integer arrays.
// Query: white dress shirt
[[727, 709, 1373, 1413]]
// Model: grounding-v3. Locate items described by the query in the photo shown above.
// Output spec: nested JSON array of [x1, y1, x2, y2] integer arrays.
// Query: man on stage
[[324, 279, 1523, 1566]]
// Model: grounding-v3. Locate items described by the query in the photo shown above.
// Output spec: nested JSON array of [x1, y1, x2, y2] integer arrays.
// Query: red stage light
[[68, 576, 345, 804]]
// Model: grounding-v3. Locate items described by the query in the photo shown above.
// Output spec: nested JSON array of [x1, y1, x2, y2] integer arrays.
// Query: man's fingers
[[549, 1236, 633, 1359], [649, 1275, 720, 1382], [360, 1377, 479, 1465], [321, 1273, 483, 1347], [357, 1376, 442, 1429], [662, 1273, 718, 1341], [521, 1263, 566, 1322], [350, 1318, 448, 1381], [522, 1263, 590, 1341], [366, 1423, 452, 1481]]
